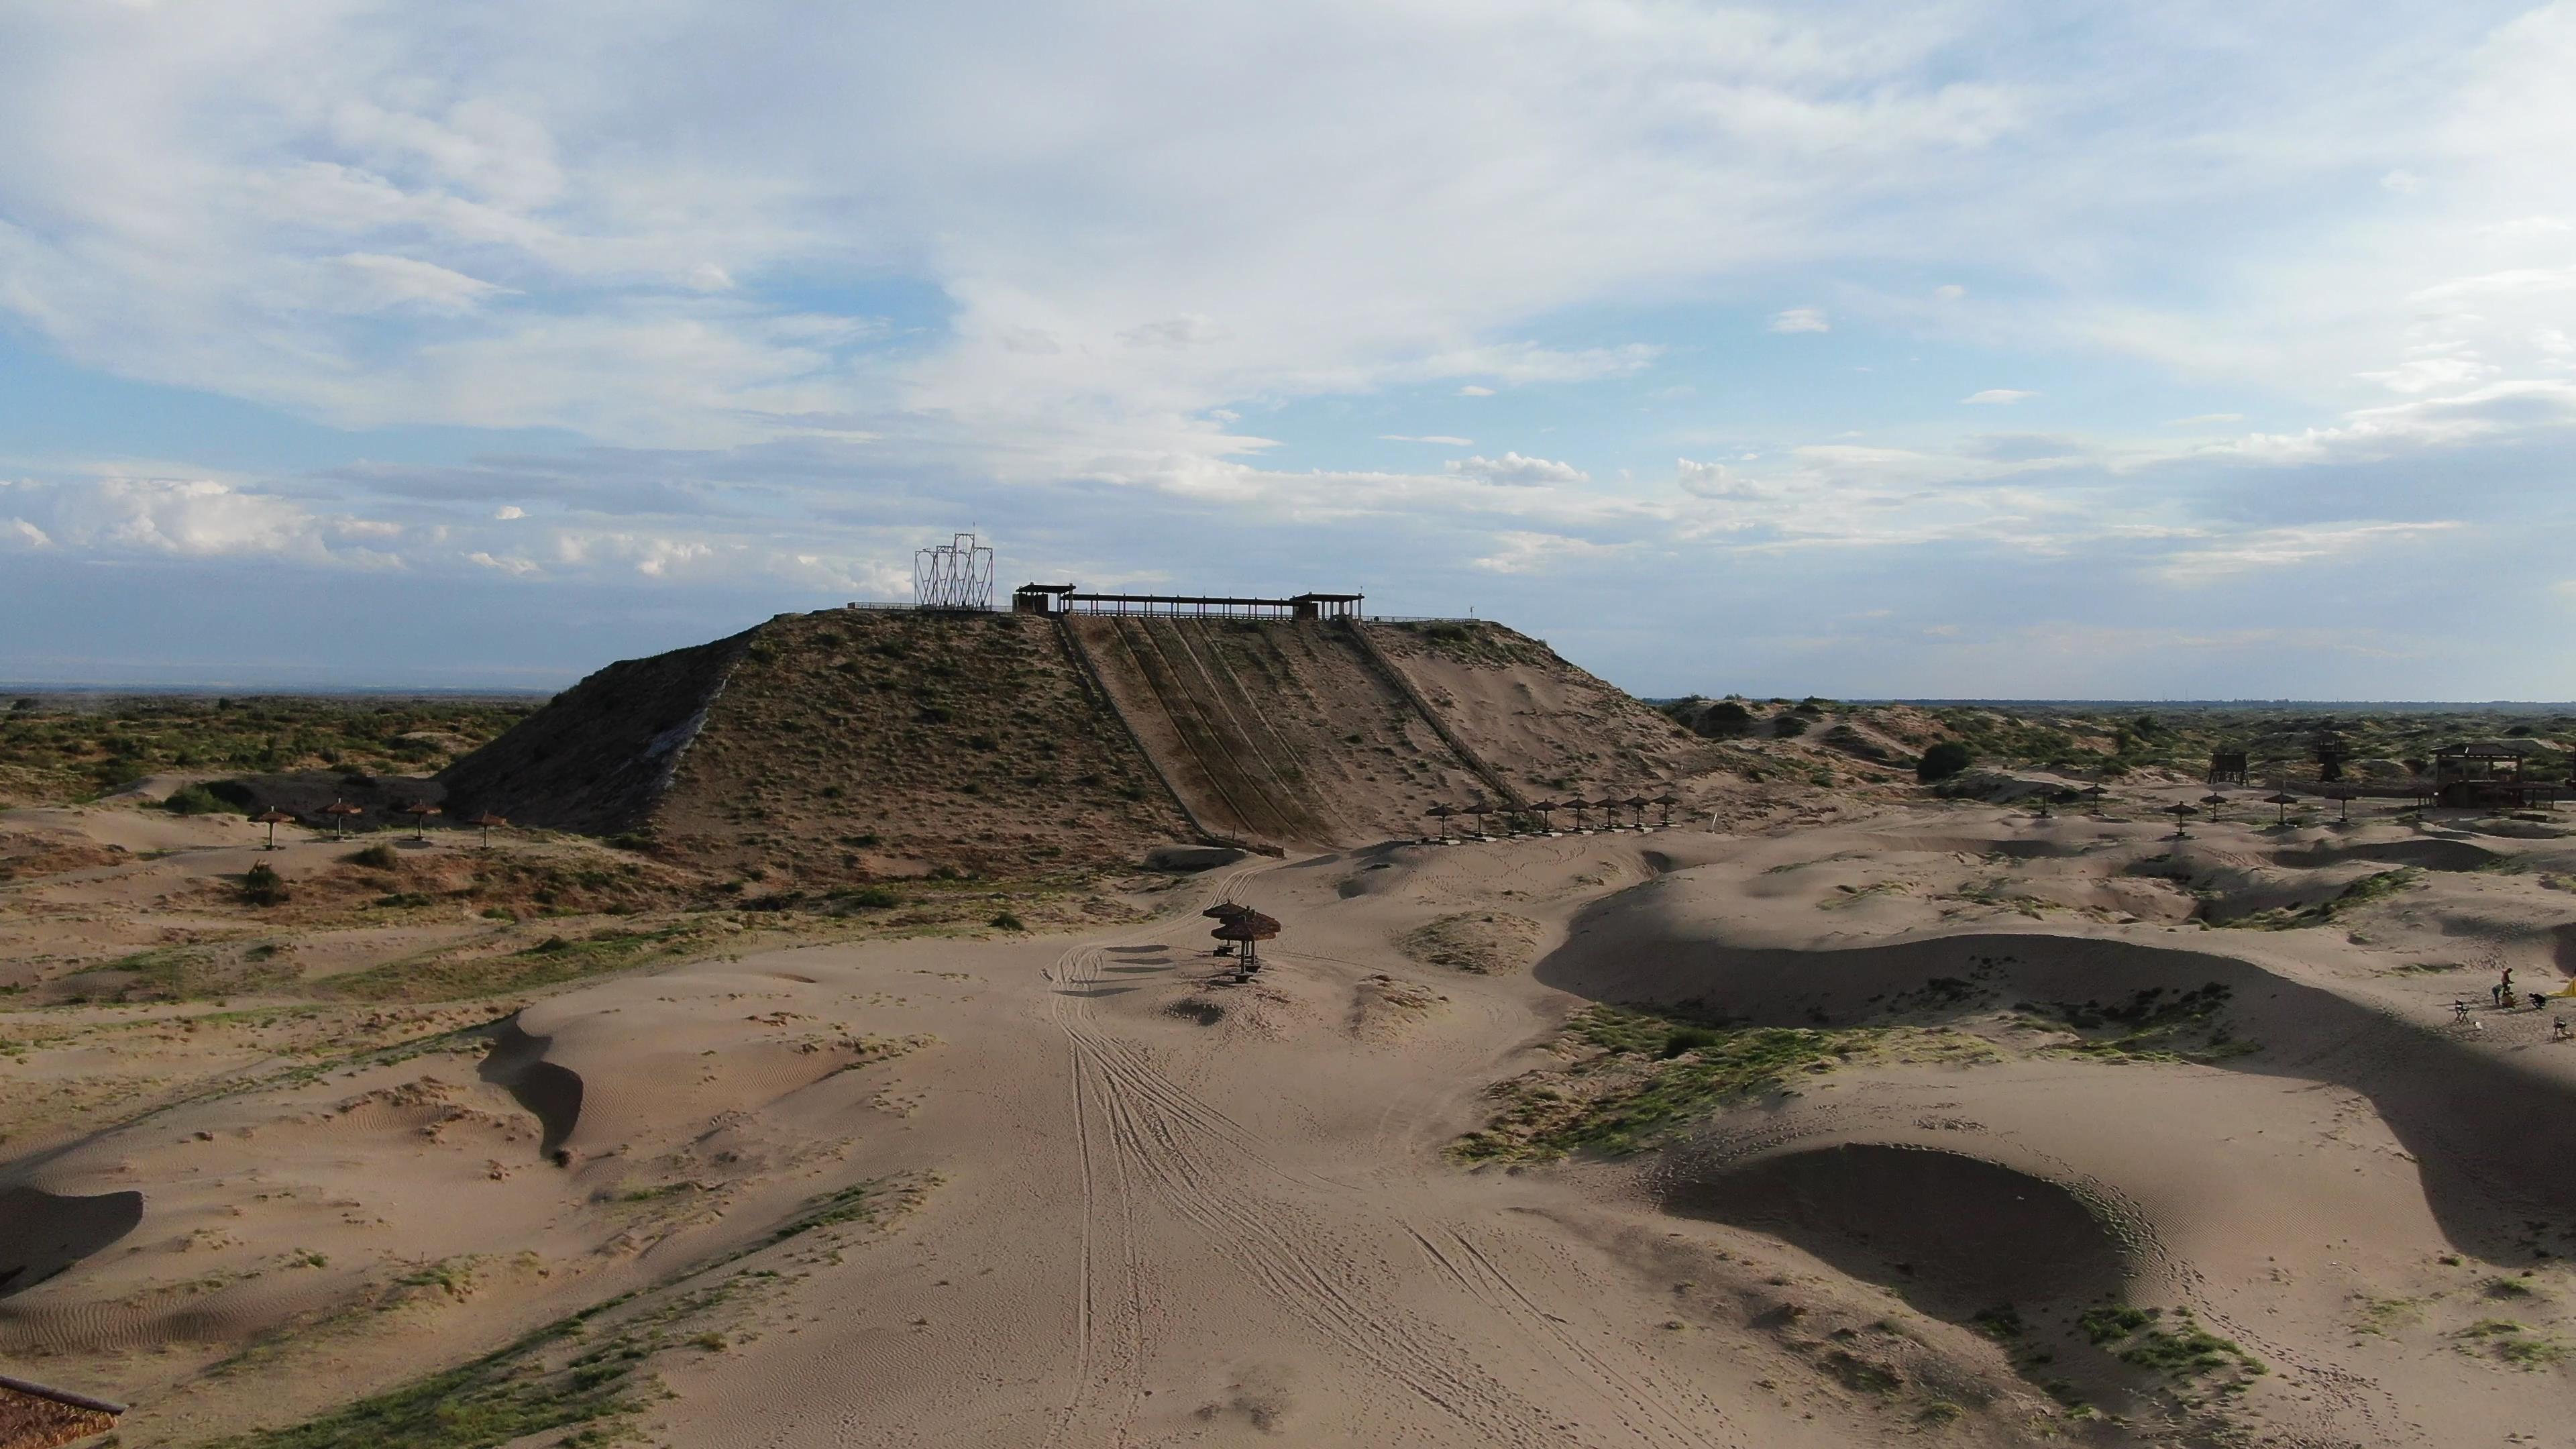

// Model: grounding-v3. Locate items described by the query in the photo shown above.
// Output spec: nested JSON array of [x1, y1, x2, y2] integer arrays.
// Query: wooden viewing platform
[[1011, 586, 1362, 620]]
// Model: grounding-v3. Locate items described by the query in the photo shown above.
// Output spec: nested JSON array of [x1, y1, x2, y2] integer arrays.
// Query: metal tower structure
[[914, 532, 996, 610]]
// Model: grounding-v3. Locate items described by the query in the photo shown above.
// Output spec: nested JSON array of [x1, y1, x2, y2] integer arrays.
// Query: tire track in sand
[[1045, 861, 1739, 1446]]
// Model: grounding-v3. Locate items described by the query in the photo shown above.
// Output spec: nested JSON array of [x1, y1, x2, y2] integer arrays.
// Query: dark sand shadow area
[[0, 1186, 144, 1297], [476, 1019, 585, 1159], [1662, 1143, 2130, 1318]]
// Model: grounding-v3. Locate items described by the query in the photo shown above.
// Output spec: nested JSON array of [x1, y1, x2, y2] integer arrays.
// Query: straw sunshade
[[254, 808, 295, 850], [401, 802, 443, 841], [2264, 790, 2301, 826], [322, 799, 365, 837], [2199, 791, 2229, 821], [1652, 792, 1680, 825], [468, 811, 508, 847], [1210, 908, 1281, 967]]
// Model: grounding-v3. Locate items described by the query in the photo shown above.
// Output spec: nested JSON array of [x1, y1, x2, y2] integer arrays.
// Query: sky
[[4, 1, 2575, 698]]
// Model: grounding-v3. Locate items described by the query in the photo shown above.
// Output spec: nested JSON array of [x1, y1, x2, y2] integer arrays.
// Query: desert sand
[[9, 759, 2576, 1446]]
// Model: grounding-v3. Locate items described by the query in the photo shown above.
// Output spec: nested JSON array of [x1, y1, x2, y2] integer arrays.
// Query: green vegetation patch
[[1452, 1004, 1996, 1162], [2217, 868, 2426, 930], [0, 695, 531, 802], [323, 924, 700, 1003], [210, 1174, 930, 1448], [2015, 983, 2253, 1063], [2456, 1319, 2572, 1368], [2079, 1304, 2266, 1387]]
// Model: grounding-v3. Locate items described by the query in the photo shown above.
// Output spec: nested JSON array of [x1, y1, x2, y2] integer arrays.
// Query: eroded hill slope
[[445, 610, 1192, 877]]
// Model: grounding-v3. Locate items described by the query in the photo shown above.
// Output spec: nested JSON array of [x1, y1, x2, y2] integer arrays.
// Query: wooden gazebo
[[2432, 741, 2558, 809]]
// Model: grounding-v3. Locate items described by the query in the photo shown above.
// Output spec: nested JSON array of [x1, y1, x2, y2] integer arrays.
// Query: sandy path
[[655, 854, 1795, 1448]]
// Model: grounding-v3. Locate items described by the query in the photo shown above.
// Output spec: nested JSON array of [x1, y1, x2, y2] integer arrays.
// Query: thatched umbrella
[[2264, 790, 2301, 826], [254, 808, 295, 850], [1203, 900, 1250, 955], [468, 811, 508, 849], [1524, 799, 1558, 832], [1566, 797, 1588, 830], [2199, 790, 2229, 822], [1462, 801, 1493, 837], [1653, 792, 1680, 826], [322, 799, 365, 839], [1424, 802, 1455, 840], [400, 801, 442, 842], [2330, 786, 2354, 824], [2169, 800, 2198, 837], [1210, 908, 1281, 968], [1624, 796, 1652, 830]]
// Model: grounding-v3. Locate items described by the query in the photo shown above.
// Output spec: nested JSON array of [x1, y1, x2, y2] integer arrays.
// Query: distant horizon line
[[7, 680, 2576, 712]]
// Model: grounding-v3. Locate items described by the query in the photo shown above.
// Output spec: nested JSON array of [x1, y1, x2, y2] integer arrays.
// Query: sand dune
[[10, 782, 2576, 1444]]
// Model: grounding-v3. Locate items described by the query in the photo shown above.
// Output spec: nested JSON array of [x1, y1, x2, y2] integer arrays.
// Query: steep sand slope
[[436, 629, 751, 836], [1363, 621, 1723, 800], [1065, 616, 1494, 849]]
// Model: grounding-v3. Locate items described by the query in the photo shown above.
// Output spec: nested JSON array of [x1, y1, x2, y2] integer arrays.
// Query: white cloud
[[2157, 521, 2463, 583], [1118, 314, 1227, 348], [2379, 168, 2423, 194], [1676, 457, 1754, 498], [1456, 386, 1496, 397], [1379, 435, 1474, 445], [1769, 307, 1830, 333], [2167, 413, 2245, 425], [466, 550, 540, 575], [323, 253, 509, 314], [1445, 452, 1589, 488], [1962, 388, 2035, 405], [492, 504, 525, 519], [1932, 284, 1966, 301], [2357, 356, 2500, 394], [1471, 530, 1623, 574]]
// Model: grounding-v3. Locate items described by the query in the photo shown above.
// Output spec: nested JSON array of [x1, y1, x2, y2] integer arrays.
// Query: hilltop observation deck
[[845, 586, 1474, 624], [1010, 586, 1362, 621]]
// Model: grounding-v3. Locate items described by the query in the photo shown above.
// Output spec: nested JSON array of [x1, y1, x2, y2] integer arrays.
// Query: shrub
[[164, 784, 231, 816], [1917, 742, 1974, 783], [348, 843, 399, 869], [1696, 701, 1754, 739], [239, 862, 288, 906], [1771, 714, 1810, 739], [990, 910, 1027, 931], [841, 886, 902, 909]]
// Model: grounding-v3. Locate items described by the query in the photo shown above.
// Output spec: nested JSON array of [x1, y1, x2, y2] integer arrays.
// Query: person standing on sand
[[2502, 968, 2515, 1000]]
